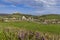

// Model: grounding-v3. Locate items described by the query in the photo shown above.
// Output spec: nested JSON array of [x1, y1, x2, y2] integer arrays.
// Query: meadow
[[0, 21, 60, 40], [0, 21, 60, 33]]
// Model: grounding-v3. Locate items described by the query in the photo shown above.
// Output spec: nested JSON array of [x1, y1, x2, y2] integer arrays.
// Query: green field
[[0, 21, 60, 34], [0, 21, 60, 40]]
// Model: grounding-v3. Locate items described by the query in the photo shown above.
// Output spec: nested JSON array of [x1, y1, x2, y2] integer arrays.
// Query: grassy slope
[[0, 21, 60, 34], [39, 14, 60, 19]]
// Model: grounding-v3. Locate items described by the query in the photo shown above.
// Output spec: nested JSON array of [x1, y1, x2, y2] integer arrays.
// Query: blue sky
[[0, 0, 60, 15]]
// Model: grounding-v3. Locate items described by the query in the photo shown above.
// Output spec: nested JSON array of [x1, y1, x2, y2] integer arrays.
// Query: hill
[[0, 13, 60, 23], [39, 14, 60, 19], [0, 13, 60, 19]]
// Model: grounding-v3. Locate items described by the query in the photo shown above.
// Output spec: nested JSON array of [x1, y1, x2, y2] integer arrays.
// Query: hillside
[[39, 14, 60, 19]]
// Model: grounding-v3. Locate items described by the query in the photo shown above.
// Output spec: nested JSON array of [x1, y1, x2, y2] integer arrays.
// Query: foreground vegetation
[[0, 21, 60, 40]]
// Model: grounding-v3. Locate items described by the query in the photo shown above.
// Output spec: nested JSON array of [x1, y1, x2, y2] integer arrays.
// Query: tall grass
[[0, 27, 60, 40]]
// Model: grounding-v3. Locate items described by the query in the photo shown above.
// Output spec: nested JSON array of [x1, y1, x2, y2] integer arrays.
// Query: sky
[[0, 0, 60, 15]]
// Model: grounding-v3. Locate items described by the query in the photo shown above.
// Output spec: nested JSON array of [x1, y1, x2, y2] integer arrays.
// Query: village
[[1, 15, 60, 24], [2, 16, 34, 22]]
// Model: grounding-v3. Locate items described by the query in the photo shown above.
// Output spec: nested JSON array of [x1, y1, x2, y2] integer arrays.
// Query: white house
[[3, 18, 9, 22], [22, 16, 27, 20]]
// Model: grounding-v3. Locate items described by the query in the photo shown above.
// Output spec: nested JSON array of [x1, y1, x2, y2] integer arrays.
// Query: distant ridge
[[39, 14, 60, 19], [0, 14, 10, 16], [0, 13, 60, 19]]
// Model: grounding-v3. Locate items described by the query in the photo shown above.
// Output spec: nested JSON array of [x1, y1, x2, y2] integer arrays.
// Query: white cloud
[[35, 0, 56, 4], [35, 0, 56, 7], [0, 4, 16, 7], [10, 5, 16, 7], [3, 0, 22, 3]]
